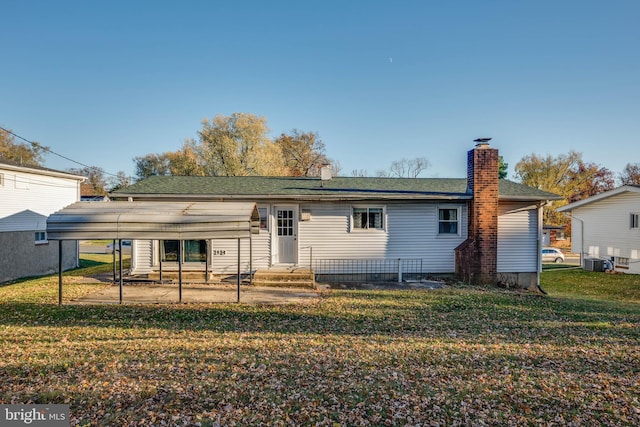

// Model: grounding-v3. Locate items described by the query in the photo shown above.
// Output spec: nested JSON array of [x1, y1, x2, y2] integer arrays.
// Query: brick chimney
[[455, 141, 499, 284]]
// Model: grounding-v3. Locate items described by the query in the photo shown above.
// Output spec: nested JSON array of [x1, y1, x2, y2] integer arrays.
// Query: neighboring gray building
[[558, 185, 640, 274], [0, 160, 84, 283], [111, 144, 560, 289]]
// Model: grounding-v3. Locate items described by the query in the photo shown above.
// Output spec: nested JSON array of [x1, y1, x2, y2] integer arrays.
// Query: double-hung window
[[438, 207, 460, 235], [352, 206, 384, 230]]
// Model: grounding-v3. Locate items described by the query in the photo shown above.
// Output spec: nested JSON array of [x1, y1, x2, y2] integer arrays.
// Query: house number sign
[[212, 250, 227, 256]]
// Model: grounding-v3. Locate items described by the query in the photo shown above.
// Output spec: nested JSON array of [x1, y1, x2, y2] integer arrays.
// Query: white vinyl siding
[[0, 169, 81, 232], [570, 191, 640, 274], [497, 203, 538, 272], [0, 164, 82, 283], [132, 236, 272, 276], [209, 233, 271, 275], [209, 204, 273, 274], [131, 240, 153, 275], [132, 201, 470, 275], [299, 202, 467, 273], [299, 203, 387, 259], [387, 203, 467, 272]]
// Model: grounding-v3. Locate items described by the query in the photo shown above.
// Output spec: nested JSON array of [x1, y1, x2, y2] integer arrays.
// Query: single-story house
[[109, 143, 560, 289], [0, 159, 84, 283], [558, 185, 640, 274], [542, 224, 567, 246]]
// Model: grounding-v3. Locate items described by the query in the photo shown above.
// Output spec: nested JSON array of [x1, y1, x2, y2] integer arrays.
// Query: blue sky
[[1, 0, 638, 181]]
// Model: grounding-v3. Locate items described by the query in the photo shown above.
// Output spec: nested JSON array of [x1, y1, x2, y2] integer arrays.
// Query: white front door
[[275, 206, 297, 264]]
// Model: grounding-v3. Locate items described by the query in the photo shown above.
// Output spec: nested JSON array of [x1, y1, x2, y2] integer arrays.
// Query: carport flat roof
[[46, 201, 261, 240]]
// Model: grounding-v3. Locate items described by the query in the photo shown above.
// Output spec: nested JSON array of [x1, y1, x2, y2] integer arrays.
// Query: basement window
[[35, 231, 47, 244], [352, 206, 385, 231], [438, 207, 460, 235]]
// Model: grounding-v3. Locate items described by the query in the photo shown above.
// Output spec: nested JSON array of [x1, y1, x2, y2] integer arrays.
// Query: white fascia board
[[557, 186, 640, 212]]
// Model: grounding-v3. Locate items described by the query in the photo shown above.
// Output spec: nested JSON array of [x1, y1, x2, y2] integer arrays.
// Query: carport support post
[[58, 240, 63, 306], [237, 238, 241, 303], [112, 239, 117, 283], [119, 240, 123, 304], [178, 240, 183, 303], [205, 240, 209, 284]]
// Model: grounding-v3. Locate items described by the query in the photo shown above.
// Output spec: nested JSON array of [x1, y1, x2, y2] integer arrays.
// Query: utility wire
[[0, 125, 125, 179]]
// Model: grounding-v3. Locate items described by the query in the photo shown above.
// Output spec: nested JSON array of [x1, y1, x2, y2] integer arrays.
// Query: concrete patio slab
[[71, 282, 323, 305]]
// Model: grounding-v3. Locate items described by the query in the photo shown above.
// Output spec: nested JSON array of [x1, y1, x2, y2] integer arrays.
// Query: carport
[[46, 201, 260, 305]]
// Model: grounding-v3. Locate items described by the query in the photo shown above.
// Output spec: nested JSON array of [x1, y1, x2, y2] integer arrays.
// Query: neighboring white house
[[110, 143, 560, 289], [558, 185, 640, 274], [0, 159, 84, 283]]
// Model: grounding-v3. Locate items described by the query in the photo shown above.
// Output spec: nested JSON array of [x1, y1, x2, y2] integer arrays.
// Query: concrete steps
[[252, 269, 315, 289], [144, 269, 315, 288]]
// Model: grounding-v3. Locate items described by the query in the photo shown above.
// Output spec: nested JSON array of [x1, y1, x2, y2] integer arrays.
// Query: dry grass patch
[[1, 267, 639, 425]]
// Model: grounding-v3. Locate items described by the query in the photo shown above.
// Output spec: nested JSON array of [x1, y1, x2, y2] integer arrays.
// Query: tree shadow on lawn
[[1, 289, 637, 346]]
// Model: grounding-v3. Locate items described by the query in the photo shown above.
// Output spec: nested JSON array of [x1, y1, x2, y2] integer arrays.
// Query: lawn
[[0, 261, 638, 426]]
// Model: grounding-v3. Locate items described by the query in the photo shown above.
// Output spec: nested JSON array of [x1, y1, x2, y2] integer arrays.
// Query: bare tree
[[387, 157, 430, 178], [68, 166, 109, 196], [108, 171, 132, 192]]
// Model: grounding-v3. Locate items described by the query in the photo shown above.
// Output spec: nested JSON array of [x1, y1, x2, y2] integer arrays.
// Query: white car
[[106, 240, 132, 254], [542, 247, 565, 263]]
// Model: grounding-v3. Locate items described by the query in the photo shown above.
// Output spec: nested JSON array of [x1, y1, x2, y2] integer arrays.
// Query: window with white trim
[[161, 240, 206, 262], [258, 207, 269, 231], [35, 231, 47, 244], [438, 207, 460, 235], [352, 206, 384, 230], [631, 213, 639, 229]]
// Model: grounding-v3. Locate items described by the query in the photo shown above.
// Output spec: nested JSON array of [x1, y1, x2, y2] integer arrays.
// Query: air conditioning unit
[[583, 258, 604, 272]]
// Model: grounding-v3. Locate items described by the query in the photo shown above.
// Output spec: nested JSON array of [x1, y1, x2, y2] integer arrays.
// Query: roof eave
[[111, 193, 473, 201], [0, 162, 86, 181], [558, 185, 640, 212], [500, 195, 563, 202]]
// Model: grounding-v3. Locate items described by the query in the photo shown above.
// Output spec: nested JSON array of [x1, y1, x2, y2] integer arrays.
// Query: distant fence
[[313, 258, 436, 283]]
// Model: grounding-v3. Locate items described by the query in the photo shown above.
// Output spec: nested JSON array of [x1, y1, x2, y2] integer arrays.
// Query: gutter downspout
[[536, 202, 549, 295]]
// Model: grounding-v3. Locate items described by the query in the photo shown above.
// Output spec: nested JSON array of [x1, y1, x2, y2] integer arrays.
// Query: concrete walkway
[[72, 282, 323, 305]]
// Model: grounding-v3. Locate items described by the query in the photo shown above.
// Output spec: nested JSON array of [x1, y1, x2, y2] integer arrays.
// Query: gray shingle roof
[[112, 176, 560, 201]]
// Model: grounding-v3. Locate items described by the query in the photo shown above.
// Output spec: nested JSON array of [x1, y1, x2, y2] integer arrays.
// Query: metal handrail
[[300, 245, 313, 270]]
